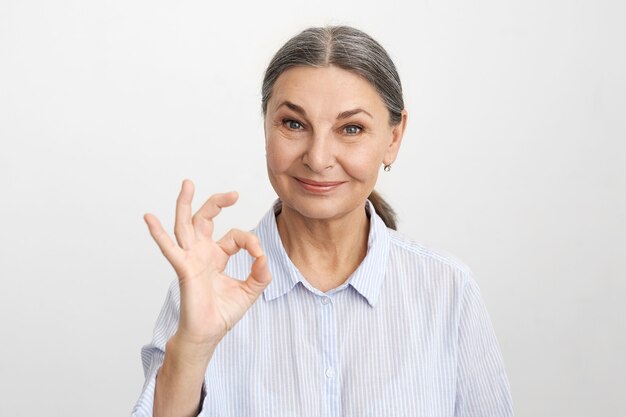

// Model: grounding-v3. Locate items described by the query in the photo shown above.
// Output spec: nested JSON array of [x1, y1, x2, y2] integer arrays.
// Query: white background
[[1, 0, 624, 416]]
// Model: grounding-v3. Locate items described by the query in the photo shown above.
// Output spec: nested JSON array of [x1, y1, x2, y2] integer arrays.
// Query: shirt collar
[[256, 200, 390, 307]]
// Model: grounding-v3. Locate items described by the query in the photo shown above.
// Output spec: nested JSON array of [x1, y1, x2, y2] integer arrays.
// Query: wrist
[[162, 334, 215, 379], [165, 333, 217, 370], [155, 335, 212, 417]]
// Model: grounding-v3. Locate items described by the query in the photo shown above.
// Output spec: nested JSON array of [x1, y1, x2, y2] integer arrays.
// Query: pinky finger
[[144, 213, 181, 261]]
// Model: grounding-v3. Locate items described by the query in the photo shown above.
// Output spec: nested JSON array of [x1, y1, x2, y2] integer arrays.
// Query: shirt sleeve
[[455, 275, 514, 417], [131, 281, 208, 417]]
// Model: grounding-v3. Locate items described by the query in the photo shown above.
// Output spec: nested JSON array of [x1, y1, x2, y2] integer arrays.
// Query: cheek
[[265, 137, 297, 174], [339, 146, 384, 181]]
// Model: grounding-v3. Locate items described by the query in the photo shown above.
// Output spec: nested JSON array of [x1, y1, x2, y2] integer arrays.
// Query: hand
[[143, 179, 272, 351]]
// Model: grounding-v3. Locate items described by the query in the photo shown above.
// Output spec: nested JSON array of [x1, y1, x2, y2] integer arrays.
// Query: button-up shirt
[[132, 201, 514, 416]]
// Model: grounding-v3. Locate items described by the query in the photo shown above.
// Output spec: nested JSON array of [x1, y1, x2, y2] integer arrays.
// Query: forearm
[[154, 335, 216, 417]]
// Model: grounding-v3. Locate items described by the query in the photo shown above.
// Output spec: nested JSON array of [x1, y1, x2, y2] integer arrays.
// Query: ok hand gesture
[[143, 180, 272, 351]]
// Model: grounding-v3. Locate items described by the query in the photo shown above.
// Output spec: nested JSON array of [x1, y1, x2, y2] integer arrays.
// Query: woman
[[133, 26, 513, 417]]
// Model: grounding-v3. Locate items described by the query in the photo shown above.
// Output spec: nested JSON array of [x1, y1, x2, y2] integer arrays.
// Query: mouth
[[294, 177, 346, 194]]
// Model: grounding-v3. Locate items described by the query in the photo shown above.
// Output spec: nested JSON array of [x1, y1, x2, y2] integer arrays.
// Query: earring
[[383, 164, 392, 172]]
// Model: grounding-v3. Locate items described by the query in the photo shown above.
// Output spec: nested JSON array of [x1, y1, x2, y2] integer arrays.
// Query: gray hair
[[261, 26, 404, 229], [261, 26, 404, 126]]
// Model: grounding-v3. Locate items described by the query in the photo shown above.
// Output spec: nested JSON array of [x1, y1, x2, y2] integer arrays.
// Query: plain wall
[[1, 0, 624, 416]]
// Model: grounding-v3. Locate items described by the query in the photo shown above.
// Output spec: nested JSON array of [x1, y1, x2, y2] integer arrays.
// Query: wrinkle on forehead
[[268, 66, 386, 123]]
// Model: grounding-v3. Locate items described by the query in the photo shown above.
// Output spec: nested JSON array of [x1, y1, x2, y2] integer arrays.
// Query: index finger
[[192, 191, 239, 239], [217, 228, 265, 259], [174, 179, 195, 248]]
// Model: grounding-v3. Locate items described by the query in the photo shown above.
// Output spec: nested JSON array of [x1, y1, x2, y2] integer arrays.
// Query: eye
[[343, 125, 362, 135], [283, 119, 304, 130]]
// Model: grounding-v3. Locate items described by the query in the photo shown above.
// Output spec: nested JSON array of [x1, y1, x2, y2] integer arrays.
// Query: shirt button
[[325, 367, 335, 378], [321, 297, 330, 305]]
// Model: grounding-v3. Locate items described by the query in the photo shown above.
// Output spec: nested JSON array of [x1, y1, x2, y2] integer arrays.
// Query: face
[[264, 65, 407, 223]]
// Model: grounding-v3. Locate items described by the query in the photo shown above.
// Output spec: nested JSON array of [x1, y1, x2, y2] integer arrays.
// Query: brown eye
[[343, 125, 362, 135]]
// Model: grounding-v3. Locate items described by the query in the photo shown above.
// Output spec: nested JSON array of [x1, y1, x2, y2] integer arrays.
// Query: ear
[[383, 109, 408, 165], [263, 115, 269, 149]]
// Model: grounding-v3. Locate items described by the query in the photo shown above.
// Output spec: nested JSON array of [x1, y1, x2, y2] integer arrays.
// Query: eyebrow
[[276, 101, 307, 116], [337, 108, 373, 119], [276, 100, 373, 120]]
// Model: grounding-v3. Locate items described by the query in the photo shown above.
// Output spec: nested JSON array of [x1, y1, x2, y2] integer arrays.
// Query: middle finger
[[192, 191, 239, 240]]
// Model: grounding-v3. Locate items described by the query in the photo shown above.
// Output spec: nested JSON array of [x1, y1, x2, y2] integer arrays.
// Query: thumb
[[241, 255, 272, 299]]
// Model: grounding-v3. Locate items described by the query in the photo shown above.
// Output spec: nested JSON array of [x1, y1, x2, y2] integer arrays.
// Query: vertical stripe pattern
[[132, 201, 514, 417]]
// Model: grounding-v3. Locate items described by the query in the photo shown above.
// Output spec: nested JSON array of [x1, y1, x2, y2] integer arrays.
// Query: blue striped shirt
[[132, 201, 513, 416]]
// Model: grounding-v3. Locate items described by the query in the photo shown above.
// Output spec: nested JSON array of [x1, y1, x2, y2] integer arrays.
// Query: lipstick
[[295, 177, 345, 194]]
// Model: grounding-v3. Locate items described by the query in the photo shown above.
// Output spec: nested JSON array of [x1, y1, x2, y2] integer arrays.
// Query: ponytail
[[368, 190, 397, 230]]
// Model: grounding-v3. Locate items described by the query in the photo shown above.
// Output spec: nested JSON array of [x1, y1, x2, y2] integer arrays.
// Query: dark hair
[[261, 26, 403, 230]]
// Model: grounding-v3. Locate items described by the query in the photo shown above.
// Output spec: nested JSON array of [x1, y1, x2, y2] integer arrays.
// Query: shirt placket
[[318, 294, 341, 417]]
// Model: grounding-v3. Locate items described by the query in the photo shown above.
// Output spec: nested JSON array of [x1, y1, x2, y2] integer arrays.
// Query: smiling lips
[[295, 177, 346, 194]]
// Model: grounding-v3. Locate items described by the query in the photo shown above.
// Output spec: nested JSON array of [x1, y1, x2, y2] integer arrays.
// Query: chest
[[201, 284, 460, 417]]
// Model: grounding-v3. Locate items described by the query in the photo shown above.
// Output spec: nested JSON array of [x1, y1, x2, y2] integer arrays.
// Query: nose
[[302, 132, 335, 173]]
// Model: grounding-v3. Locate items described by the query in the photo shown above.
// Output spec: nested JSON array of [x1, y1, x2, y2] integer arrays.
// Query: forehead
[[269, 65, 387, 115]]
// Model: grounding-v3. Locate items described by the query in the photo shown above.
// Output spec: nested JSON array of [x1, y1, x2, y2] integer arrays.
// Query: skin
[[144, 65, 407, 417], [144, 188, 272, 417], [265, 65, 407, 290]]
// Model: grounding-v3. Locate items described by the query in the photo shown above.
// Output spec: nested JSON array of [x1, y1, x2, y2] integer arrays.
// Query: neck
[[276, 202, 369, 292]]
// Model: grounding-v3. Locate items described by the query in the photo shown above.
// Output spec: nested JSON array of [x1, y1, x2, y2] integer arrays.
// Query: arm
[[132, 283, 209, 417], [455, 276, 514, 417], [133, 180, 272, 417], [153, 336, 214, 417]]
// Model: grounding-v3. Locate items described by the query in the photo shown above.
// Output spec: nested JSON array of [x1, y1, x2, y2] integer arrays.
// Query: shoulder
[[386, 228, 473, 286]]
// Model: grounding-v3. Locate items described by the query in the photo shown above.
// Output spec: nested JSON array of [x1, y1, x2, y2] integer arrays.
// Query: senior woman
[[132, 26, 513, 417]]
